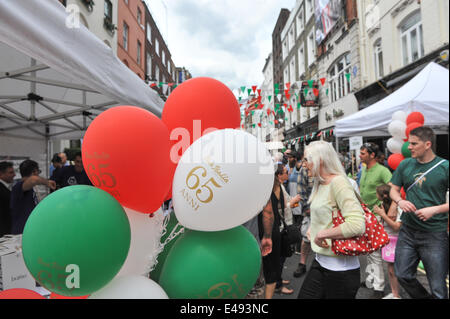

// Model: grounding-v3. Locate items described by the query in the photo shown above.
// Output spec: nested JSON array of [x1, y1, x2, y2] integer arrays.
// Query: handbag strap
[[406, 159, 446, 192], [328, 177, 363, 218]]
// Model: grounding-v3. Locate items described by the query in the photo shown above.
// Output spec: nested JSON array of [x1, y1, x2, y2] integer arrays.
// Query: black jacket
[[0, 182, 12, 237]]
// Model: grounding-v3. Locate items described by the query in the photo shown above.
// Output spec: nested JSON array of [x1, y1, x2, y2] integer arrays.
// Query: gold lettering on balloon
[[36, 257, 68, 290], [180, 189, 200, 211], [182, 158, 230, 211], [206, 274, 244, 299]]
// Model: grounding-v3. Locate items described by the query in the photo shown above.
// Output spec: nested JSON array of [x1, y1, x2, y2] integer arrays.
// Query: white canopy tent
[[0, 0, 164, 170], [335, 62, 449, 138]]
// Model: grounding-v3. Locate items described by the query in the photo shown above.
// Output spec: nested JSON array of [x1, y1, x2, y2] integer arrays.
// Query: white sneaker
[[382, 293, 401, 299]]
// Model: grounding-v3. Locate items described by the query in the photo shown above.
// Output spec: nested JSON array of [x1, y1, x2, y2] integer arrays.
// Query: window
[[104, 0, 112, 21], [306, 0, 313, 21], [289, 27, 295, 51], [155, 38, 159, 56], [282, 39, 288, 61], [307, 30, 316, 66], [284, 67, 289, 86], [298, 44, 305, 77], [328, 53, 352, 103], [124, 0, 128, 5], [137, 8, 142, 24], [146, 23, 152, 43], [146, 52, 152, 79], [290, 58, 296, 84], [162, 51, 166, 66], [296, 10, 304, 38], [155, 65, 160, 82], [374, 39, 384, 79], [123, 22, 129, 50], [400, 11, 424, 66], [137, 40, 141, 65]]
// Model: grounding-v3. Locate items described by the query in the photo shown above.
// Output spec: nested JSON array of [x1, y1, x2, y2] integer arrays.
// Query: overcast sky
[[144, 0, 296, 95]]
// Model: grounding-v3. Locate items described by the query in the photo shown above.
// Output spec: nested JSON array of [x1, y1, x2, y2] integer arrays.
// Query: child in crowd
[[373, 184, 402, 299]]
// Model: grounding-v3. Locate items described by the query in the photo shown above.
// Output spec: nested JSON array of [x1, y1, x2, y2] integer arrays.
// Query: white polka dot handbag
[[331, 200, 390, 256]]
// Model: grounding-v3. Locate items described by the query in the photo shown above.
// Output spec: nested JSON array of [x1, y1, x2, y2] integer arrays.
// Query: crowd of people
[[0, 152, 91, 237], [0, 126, 448, 300], [250, 126, 448, 299]]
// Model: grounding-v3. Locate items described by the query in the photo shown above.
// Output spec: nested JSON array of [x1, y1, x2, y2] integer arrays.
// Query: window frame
[[137, 40, 141, 65], [123, 22, 129, 51], [373, 39, 384, 79], [296, 9, 304, 39], [399, 12, 424, 66], [104, 0, 113, 20], [146, 22, 152, 44], [155, 38, 160, 56], [307, 29, 316, 66], [328, 53, 352, 103]]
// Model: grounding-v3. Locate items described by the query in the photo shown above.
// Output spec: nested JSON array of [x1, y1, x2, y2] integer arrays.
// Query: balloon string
[[146, 212, 184, 275]]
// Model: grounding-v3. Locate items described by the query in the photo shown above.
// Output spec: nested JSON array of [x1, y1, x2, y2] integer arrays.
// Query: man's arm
[[22, 176, 56, 192], [415, 203, 449, 222], [389, 182, 416, 213], [260, 200, 273, 256]]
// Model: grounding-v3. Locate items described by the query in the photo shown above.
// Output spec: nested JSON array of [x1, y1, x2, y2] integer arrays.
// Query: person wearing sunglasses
[[9, 159, 56, 234]]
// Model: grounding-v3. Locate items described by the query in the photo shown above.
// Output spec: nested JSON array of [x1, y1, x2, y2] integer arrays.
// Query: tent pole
[[335, 136, 339, 152]]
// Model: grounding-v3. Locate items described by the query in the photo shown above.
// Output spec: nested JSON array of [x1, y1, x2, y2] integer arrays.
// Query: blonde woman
[[297, 141, 365, 299]]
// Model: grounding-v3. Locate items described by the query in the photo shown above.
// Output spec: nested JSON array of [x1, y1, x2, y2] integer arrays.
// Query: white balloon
[[172, 129, 274, 231], [387, 138, 404, 154], [89, 275, 168, 299], [116, 208, 165, 277], [388, 120, 407, 139], [391, 111, 407, 123]]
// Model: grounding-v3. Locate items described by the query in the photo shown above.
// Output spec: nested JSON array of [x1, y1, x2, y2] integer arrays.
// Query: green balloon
[[159, 226, 261, 299], [150, 212, 183, 283], [22, 185, 131, 297], [402, 142, 411, 158]]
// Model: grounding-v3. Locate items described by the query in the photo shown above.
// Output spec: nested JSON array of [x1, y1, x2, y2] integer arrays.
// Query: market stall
[[0, 0, 164, 169], [335, 62, 449, 138]]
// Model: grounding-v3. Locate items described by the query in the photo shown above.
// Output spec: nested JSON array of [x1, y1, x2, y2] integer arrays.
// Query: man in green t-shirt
[[390, 126, 449, 299], [359, 142, 393, 298]]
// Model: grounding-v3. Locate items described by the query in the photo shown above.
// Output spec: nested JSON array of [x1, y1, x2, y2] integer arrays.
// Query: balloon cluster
[[387, 111, 425, 170], [3, 78, 272, 300]]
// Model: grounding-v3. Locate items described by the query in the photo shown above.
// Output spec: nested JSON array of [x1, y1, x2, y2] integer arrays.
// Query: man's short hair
[[51, 153, 62, 164], [0, 161, 13, 174], [74, 152, 82, 159], [410, 126, 436, 151], [360, 142, 380, 157], [19, 159, 38, 178]]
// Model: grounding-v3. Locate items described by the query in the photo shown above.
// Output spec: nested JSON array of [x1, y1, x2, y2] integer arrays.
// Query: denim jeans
[[297, 259, 360, 299], [394, 224, 449, 299]]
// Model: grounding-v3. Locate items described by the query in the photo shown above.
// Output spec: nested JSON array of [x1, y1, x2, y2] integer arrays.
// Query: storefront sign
[[300, 81, 320, 107]]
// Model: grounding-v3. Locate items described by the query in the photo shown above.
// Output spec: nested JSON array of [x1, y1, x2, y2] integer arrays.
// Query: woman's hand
[[290, 194, 301, 207], [373, 204, 386, 217], [314, 230, 329, 248]]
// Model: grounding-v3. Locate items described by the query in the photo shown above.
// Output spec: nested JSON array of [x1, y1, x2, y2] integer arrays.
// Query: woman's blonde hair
[[305, 141, 347, 203]]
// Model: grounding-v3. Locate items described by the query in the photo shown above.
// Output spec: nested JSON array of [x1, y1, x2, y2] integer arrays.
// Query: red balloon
[[405, 122, 423, 139], [388, 154, 405, 171], [162, 77, 241, 197], [0, 289, 45, 299], [406, 112, 425, 126], [50, 292, 89, 299], [82, 106, 171, 214]]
